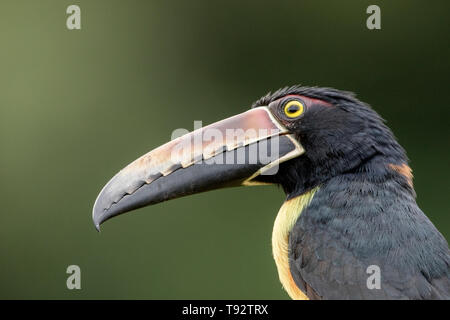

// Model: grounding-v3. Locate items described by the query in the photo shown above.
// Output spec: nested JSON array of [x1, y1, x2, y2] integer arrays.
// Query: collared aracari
[[93, 86, 450, 300]]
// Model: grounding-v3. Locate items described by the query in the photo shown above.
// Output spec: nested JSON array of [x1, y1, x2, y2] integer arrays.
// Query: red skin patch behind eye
[[281, 94, 332, 108]]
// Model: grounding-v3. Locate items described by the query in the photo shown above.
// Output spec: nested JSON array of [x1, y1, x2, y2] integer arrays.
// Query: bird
[[92, 85, 450, 300]]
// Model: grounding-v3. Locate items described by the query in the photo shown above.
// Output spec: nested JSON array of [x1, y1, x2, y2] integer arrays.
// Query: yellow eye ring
[[283, 100, 304, 118]]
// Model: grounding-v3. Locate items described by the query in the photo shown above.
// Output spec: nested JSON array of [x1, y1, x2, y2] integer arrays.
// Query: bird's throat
[[272, 187, 318, 300]]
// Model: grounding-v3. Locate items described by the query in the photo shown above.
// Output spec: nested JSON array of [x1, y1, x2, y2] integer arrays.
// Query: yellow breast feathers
[[272, 188, 318, 300]]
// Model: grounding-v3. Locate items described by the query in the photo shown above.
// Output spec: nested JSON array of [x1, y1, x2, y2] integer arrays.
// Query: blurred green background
[[0, 0, 449, 299]]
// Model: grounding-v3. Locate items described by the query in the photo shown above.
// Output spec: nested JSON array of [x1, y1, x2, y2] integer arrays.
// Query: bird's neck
[[272, 156, 417, 299], [286, 154, 415, 200]]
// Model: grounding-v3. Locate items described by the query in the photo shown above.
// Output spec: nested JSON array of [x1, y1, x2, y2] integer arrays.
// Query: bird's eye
[[283, 100, 304, 118]]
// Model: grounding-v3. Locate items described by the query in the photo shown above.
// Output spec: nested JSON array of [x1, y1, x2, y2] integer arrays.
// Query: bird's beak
[[92, 107, 304, 230]]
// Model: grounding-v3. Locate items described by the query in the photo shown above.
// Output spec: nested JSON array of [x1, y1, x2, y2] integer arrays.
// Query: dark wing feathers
[[288, 175, 450, 300]]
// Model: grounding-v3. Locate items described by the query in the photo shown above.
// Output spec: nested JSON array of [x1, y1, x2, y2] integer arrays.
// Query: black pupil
[[287, 104, 299, 113]]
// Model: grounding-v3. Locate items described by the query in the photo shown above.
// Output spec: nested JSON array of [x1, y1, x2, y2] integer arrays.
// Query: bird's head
[[249, 86, 410, 197], [92, 86, 410, 229]]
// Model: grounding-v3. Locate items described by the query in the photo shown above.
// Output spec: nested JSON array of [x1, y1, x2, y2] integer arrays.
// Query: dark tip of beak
[[92, 202, 103, 232]]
